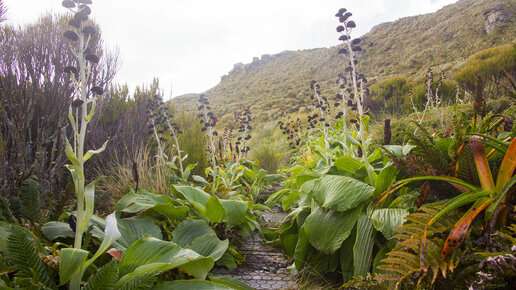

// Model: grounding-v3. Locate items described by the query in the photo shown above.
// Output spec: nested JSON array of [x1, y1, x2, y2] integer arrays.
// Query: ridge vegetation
[[172, 0, 516, 127]]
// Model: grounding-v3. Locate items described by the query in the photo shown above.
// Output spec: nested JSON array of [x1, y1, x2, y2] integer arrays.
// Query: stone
[[483, 4, 513, 34]]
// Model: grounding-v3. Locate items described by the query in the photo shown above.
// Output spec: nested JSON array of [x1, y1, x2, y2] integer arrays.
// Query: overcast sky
[[3, 0, 458, 99]]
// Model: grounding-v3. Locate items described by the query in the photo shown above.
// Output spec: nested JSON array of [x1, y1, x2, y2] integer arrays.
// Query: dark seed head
[[85, 54, 100, 64], [64, 66, 78, 75], [82, 26, 96, 36], [346, 21, 356, 28], [69, 19, 81, 28], [72, 98, 84, 107], [62, 0, 76, 8], [91, 86, 104, 95], [335, 8, 347, 17], [338, 35, 350, 41], [336, 26, 345, 32], [74, 11, 88, 22], [78, 5, 91, 15], [64, 30, 79, 41]]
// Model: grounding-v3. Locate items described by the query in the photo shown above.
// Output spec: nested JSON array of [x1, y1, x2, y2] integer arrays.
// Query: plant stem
[[74, 24, 87, 250]]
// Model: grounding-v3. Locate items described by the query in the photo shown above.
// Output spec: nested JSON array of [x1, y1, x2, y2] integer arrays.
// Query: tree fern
[[377, 203, 462, 289], [85, 260, 119, 290], [6, 225, 55, 288], [20, 179, 41, 222]]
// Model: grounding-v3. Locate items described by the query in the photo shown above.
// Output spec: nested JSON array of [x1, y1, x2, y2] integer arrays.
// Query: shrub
[[454, 43, 516, 92]]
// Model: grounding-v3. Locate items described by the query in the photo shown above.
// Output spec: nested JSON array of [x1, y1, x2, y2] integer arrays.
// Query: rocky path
[[213, 207, 296, 289]]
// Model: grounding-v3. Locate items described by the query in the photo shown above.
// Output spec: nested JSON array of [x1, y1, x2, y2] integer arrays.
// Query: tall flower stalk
[[61, 1, 119, 289], [234, 104, 252, 162], [198, 94, 218, 168], [62, 0, 107, 250], [335, 8, 374, 184]]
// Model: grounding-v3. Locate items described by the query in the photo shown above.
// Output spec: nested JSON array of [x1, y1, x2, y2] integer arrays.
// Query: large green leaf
[[172, 219, 213, 247], [88, 214, 161, 251], [187, 234, 229, 262], [312, 175, 375, 212], [374, 164, 398, 197], [60, 248, 89, 285], [295, 174, 319, 188], [293, 226, 310, 271], [116, 189, 189, 221], [279, 218, 298, 257], [117, 236, 214, 286], [265, 188, 291, 207], [353, 214, 375, 277], [215, 251, 237, 269], [117, 216, 163, 246], [219, 199, 248, 225], [116, 189, 174, 213], [334, 156, 363, 174], [340, 227, 356, 282], [209, 276, 253, 290], [151, 204, 190, 221], [173, 185, 211, 205], [41, 221, 74, 240], [302, 205, 362, 254], [370, 208, 409, 239], [206, 196, 226, 224]]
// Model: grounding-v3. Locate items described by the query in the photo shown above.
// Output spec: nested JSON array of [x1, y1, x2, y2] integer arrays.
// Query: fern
[[405, 126, 450, 174], [6, 225, 56, 288], [119, 273, 158, 290], [0, 194, 14, 222], [20, 179, 41, 222], [85, 260, 119, 290], [377, 203, 462, 289], [455, 144, 480, 187]]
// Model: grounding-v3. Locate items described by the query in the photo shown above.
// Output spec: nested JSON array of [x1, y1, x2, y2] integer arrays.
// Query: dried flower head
[[64, 30, 79, 41]]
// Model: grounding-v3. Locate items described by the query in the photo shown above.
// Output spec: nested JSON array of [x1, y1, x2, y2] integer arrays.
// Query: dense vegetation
[[0, 0, 515, 289]]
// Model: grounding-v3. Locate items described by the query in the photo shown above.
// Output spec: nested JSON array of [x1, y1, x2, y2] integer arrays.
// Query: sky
[[3, 0, 459, 99]]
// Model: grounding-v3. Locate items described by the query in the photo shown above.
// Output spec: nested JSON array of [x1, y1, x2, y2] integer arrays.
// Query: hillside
[[172, 0, 516, 127]]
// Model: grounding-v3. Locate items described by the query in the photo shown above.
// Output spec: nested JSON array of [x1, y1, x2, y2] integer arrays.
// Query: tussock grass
[[96, 143, 171, 202]]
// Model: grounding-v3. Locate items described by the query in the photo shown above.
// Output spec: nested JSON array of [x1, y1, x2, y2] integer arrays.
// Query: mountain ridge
[[172, 0, 516, 126]]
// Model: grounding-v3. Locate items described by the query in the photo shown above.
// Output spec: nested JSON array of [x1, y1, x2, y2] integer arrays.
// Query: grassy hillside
[[172, 0, 516, 127]]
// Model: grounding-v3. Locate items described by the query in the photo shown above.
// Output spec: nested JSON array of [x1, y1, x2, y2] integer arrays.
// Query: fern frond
[[85, 260, 119, 290], [6, 225, 56, 288], [0, 194, 14, 223], [119, 273, 158, 290], [376, 203, 462, 289], [456, 144, 480, 186], [20, 179, 41, 222], [405, 129, 450, 174]]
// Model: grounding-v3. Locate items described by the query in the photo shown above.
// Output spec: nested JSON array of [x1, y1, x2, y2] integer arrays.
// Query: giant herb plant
[[60, 1, 119, 288], [335, 8, 374, 183]]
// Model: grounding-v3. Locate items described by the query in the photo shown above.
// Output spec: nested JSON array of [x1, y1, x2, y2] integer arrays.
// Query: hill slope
[[173, 0, 516, 126]]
